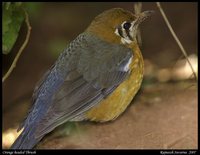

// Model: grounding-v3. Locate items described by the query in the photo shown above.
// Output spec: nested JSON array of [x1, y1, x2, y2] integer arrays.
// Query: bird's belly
[[86, 60, 143, 122]]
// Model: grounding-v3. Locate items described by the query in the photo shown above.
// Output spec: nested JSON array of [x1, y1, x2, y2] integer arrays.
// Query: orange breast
[[86, 43, 144, 122]]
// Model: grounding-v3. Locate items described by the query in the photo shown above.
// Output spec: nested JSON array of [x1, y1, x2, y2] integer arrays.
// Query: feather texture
[[11, 32, 133, 149]]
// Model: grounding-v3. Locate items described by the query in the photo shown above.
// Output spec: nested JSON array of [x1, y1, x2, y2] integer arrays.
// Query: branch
[[2, 10, 31, 83], [156, 2, 197, 81], [134, 2, 142, 47]]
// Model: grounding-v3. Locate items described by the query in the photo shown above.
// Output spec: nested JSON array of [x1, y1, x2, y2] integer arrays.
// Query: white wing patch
[[122, 56, 133, 72]]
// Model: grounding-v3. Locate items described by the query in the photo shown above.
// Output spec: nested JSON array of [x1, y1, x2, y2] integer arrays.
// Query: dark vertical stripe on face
[[118, 27, 124, 38], [125, 29, 133, 41]]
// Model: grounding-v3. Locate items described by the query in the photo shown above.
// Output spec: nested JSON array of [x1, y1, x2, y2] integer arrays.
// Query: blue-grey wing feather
[[16, 32, 133, 148], [34, 32, 133, 137]]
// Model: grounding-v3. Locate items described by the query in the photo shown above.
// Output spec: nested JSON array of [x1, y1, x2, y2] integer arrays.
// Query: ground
[[3, 81, 197, 149]]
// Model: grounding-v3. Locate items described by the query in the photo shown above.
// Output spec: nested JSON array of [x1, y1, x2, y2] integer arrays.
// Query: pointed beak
[[135, 10, 155, 25]]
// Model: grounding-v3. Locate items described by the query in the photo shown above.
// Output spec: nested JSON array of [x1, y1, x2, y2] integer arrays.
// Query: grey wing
[[35, 33, 133, 138]]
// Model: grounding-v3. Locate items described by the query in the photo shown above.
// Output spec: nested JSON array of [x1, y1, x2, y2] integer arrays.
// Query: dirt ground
[[2, 2, 197, 149]]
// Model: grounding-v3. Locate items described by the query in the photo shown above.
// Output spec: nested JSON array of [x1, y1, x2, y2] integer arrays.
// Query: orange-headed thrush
[[11, 8, 154, 149]]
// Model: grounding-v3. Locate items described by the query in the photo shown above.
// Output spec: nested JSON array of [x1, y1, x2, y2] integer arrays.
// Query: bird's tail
[[10, 125, 42, 149]]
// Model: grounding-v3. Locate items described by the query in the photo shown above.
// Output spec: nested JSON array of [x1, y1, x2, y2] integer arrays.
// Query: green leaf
[[2, 3, 25, 54]]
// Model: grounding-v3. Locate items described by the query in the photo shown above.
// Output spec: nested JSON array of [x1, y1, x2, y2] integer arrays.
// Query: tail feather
[[10, 125, 42, 149]]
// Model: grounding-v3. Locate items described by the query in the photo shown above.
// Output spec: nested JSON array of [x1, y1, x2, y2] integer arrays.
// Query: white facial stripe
[[121, 38, 132, 44], [122, 29, 128, 39], [114, 20, 136, 44], [129, 21, 136, 39], [114, 28, 119, 36]]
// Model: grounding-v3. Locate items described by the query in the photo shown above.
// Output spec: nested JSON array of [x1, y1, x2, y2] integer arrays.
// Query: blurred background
[[2, 2, 197, 149]]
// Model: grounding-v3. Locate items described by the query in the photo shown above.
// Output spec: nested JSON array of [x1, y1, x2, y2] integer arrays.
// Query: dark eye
[[123, 22, 132, 30]]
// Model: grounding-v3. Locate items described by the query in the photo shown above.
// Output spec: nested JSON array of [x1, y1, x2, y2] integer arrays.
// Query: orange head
[[86, 8, 154, 45]]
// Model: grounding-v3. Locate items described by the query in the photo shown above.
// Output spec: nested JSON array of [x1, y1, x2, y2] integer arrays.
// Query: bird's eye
[[123, 22, 132, 30]]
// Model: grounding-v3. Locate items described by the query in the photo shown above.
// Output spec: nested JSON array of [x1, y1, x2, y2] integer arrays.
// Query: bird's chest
[[86, 52, 144, 122]]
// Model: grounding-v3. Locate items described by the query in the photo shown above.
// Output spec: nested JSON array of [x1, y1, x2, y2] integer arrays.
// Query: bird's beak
[[135, 10, 155, 26]]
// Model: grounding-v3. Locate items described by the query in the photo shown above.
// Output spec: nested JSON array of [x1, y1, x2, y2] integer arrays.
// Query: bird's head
[[86, 8, 154, 45]]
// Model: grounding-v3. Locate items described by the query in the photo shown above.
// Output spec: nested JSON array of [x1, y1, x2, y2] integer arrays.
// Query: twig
[[134, 2, 142, 47], [2, 10, 31, 83], [156, 2, 197, 81]]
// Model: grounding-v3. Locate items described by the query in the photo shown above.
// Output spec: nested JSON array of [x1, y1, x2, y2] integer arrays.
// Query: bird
[[11, 8, 154, 149]]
